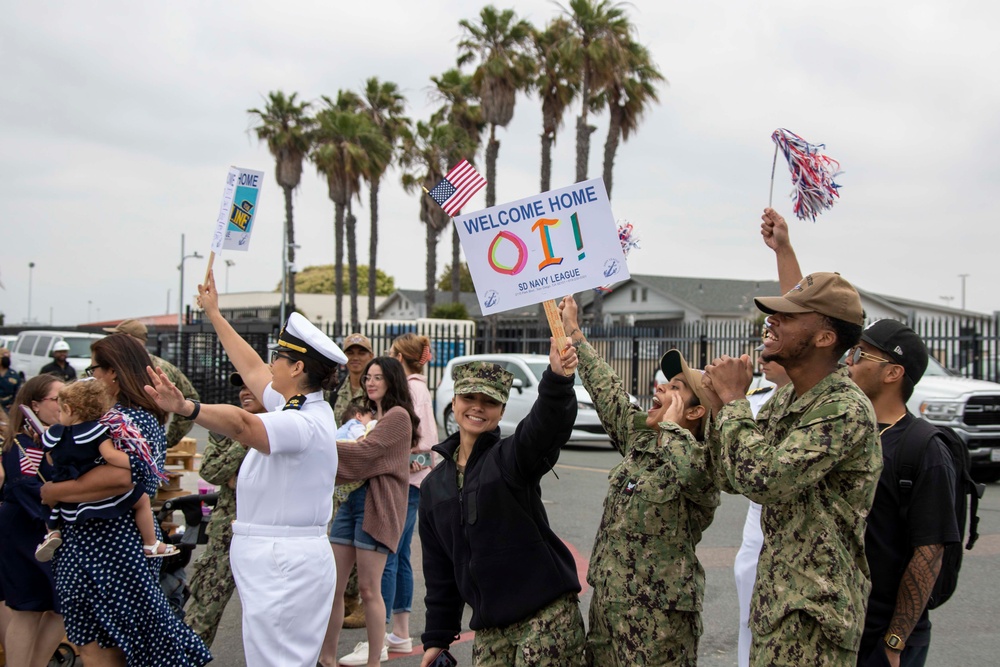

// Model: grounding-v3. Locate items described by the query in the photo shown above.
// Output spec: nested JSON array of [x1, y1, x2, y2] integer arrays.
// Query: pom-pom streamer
[[99, 408, 168, 482], [770, 128, 842, 221], [594, 220, 639, 294]]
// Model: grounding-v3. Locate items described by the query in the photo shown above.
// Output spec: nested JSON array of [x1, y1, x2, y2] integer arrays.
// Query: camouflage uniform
[[151, 354, 200, 448], [185, 430, 247, 647], [473, 593, 585, 667], [708, 366, 880, 667], [576, 342, 719, 667]]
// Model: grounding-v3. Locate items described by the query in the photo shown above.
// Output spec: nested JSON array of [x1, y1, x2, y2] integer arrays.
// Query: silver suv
[[10, 331, 105, 378], [907, 357, 1000, 483]]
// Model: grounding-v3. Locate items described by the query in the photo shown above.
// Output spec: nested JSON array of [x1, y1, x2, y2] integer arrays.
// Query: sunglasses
[[847, 347, 891, 365], [270, 351, 296, 364]]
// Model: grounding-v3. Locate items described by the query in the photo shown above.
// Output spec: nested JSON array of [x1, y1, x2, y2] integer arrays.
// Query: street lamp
[[959, 274, 970, 310], [27, 261, 35, 323], [178, 233, 203, 335], [224, 259, 235, 293], [87, 300, 92, 322]]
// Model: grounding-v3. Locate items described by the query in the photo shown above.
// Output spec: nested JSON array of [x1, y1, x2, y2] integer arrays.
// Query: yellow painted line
[[554, 463, 611, 474]]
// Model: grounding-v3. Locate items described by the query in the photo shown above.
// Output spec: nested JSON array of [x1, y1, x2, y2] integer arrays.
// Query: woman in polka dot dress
[[40, 334, 211, 667]]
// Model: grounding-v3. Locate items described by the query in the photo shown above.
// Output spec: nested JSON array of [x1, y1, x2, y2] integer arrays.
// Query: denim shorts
[[328, 483, 390, 554]]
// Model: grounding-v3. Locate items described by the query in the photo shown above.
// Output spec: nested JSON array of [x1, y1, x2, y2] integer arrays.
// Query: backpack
[[895, 418, 986, 609]]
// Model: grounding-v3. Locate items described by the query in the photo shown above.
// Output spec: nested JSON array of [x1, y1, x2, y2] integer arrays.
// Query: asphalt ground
[[174, 426, 1000, 666]]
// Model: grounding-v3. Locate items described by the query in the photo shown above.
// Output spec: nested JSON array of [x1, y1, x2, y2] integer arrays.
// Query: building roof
[[612, 274, 783, 316]]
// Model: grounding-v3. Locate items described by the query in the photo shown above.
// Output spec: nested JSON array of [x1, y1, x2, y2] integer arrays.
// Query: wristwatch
[[884, 632, 905, 652]]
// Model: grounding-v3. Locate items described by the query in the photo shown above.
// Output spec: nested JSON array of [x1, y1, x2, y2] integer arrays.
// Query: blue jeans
[[381, 485, 419, 621]]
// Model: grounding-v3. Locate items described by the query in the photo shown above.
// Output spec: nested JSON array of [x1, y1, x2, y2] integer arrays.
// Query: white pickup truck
[[906, 356, 1000, 483]]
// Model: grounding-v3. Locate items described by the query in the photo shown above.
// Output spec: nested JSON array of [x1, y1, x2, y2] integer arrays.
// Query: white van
[[10, 331, 105, 378]]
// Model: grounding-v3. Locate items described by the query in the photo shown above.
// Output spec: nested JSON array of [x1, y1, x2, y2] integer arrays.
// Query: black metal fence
[[8, 314, 996, 408]]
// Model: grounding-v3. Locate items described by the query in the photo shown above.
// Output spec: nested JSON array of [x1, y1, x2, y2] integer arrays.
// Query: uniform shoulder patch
[[283, 394, 306, 411]]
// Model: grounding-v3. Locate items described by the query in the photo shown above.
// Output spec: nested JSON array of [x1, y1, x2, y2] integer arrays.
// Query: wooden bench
[[164, 436, 201, 471]]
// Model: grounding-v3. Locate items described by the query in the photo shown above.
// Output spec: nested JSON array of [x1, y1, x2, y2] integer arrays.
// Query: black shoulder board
[[283, 395, 306, 411], [747, 386, 774, 396]]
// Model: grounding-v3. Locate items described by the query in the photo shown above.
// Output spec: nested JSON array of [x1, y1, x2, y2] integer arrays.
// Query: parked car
[[10, 330, 105, 378], [908, 356, 1000, 483], [0, 334, 18, 351], [435, 353, 638, 444]]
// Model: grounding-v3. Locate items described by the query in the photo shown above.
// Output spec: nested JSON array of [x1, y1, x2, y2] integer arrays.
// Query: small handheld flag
[[769, 129, 842, 221], [427, 159, 487, 217]]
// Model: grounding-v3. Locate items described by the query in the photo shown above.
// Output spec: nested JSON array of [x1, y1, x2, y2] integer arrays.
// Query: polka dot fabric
[[53, 405, 211, 666]]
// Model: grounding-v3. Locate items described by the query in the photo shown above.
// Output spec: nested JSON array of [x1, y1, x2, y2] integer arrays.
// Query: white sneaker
[[339, 641, 388, 665], [385, 633, 413, 653]]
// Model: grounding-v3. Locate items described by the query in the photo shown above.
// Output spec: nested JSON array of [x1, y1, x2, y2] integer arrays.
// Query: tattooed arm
[[884, 543, 945, 666]]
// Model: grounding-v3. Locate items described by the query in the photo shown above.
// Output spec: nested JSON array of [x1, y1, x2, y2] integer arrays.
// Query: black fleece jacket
[[419, 367, 581, 649]]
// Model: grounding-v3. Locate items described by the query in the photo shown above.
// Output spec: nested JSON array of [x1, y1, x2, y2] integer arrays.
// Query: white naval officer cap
[[268, 312, 348, 366]]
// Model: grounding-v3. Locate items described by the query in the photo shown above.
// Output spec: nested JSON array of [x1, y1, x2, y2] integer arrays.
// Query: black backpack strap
[[967, 470, 985, 550], [893, 417, 935, 524]]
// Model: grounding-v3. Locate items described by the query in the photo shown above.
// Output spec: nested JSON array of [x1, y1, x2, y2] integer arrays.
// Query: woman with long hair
[[321, 356, 416, 667], [40, 334, 210, 667], [0, 375, 66, 667], [376, 333, 438, 654]]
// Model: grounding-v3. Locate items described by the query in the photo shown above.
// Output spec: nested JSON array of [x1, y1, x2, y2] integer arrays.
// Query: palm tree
[[458, 5, 535, 207], [400, 119, 478, 315], [562, 0, 632, 183], [247, 91, 313, 315], [358, 78, 410, 317], [533, 17, 581, 192], [600, 39, 664, 198], [431, 69, 486, 304], [311, 93, 390, 328]]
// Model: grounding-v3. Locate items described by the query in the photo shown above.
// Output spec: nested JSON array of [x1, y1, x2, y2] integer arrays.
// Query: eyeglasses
[[270, 351, 295, 364], [362, 374, 385, 384], [84, 364, 103, 377], [847, 347, 891, 365]]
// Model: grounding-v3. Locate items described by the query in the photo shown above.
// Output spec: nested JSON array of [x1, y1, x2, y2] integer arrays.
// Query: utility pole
[[959, 274, 970, 310]]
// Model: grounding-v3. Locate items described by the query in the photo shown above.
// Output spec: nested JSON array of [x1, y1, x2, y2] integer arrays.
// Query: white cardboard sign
[[454, 178, 629, 315]]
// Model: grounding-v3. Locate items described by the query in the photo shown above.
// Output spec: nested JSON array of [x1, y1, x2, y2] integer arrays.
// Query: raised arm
[[761, 208, 803, 292], [144, 366, 272, 453], [196, 270, 272, 400]]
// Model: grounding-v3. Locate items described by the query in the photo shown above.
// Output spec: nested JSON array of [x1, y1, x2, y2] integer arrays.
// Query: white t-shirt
[[235, 384, 339, 527]]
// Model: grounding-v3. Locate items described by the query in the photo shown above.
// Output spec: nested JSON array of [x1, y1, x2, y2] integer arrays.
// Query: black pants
[[857, 642, 929, 667]]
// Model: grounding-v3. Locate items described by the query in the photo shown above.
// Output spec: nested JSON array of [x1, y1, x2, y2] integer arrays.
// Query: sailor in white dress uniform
[[145, 273, 348, 667]]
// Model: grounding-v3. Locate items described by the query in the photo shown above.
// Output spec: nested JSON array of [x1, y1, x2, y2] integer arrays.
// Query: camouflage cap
[[452, 361, 514, 405], [754, 272, 864, 327]]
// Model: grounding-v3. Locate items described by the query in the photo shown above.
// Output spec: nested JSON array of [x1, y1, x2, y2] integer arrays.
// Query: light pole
[[178, 233, 203, 335], [940, 296, 955, 308], [87, 300, 92, 322], [959, 274, 970, 310], [27, 261, 35, 323], [224, 259, 235, 293]]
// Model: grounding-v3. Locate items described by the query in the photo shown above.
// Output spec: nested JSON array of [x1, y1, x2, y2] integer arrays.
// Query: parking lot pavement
[[171, 431, 1000, 666]]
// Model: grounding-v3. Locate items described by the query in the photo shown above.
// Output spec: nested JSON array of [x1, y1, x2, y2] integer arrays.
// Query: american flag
[[19, 446, 44, 476], [427, 159, 487, 217]]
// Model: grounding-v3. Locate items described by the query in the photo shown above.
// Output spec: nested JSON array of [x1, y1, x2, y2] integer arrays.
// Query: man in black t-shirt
[[846, 320, 960, 667]]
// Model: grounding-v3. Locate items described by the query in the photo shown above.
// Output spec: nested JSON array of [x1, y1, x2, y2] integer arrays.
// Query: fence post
[[631, 335, 640, 396], [699, 334, 708, 368]]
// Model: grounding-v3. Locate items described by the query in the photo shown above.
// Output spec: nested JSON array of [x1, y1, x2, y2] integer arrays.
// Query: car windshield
[[62, 337, 98, 358], [526, 361, 584, 386], [923, 357, 953, 377]]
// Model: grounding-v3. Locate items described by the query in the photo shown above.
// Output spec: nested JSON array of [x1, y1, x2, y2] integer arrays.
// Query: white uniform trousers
[[231, 522, 337, 667], [734, 501, 764, 667]]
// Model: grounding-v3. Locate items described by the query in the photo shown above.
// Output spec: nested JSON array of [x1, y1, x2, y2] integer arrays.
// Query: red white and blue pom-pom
[[595, 220, 639, 294], [771, 128, 842, 221], [100, 408, 168, 482]]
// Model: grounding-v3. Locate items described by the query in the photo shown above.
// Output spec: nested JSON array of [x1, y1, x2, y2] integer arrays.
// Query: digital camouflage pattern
[[185, 431, 247, 646], [708, 366, 880, 660], [587, 587, 701, 667], [754, 610, 855, 667], [452, 361, 514, 405], [576, 342, 718, 665], [151, 353, 199, 448], [472, 593, 585, 667]]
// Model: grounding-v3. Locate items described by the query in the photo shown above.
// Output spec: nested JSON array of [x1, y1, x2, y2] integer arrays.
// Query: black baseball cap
[[860, 319, 929, 385], [228, 372, 245, 388]]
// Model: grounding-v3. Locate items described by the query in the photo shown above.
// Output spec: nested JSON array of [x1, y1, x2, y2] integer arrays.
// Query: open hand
[[143, 365, 188, 415]]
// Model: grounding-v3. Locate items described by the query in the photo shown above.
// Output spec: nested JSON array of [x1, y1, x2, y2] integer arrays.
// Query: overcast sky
[[2, 0, 997, 327]]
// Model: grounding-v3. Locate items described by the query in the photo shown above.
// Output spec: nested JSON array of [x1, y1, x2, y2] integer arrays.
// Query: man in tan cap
[[105, 319, 200, 447], [701, 208, 880, 667]]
